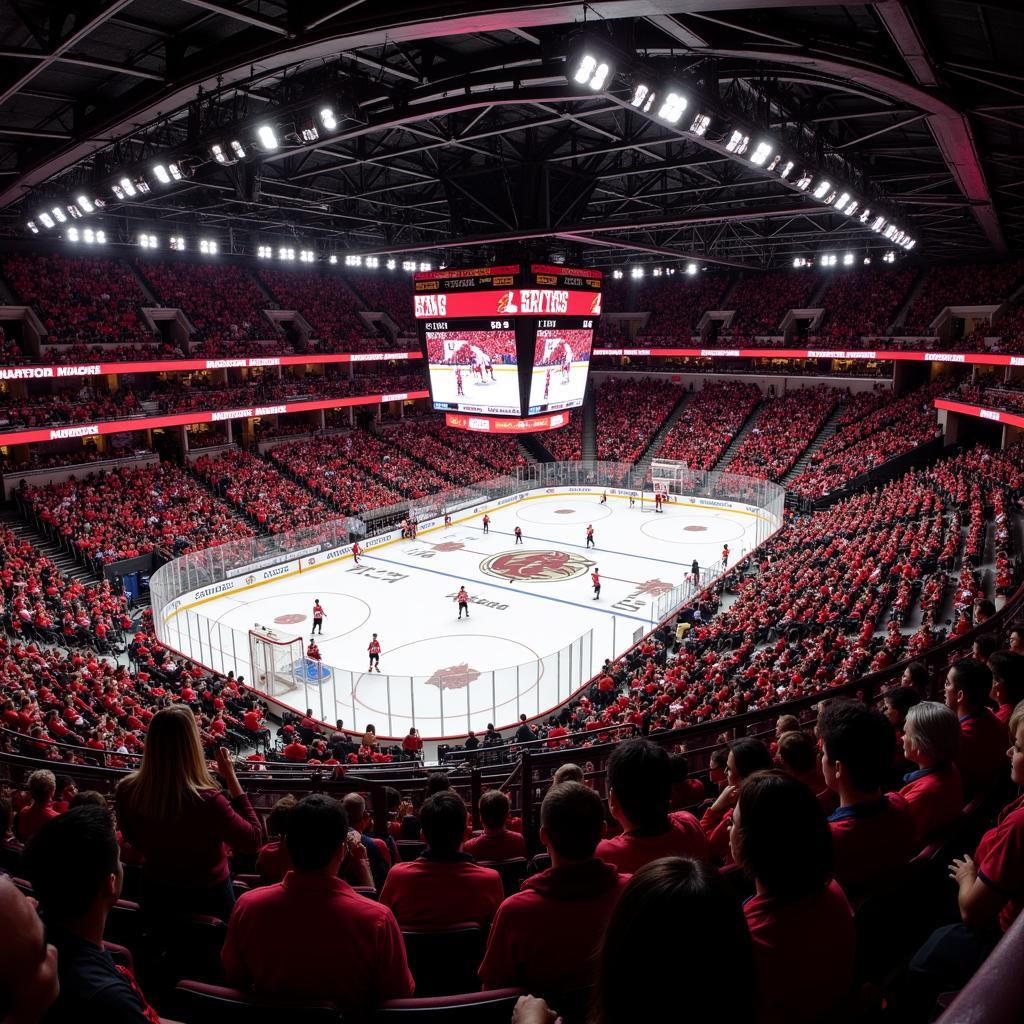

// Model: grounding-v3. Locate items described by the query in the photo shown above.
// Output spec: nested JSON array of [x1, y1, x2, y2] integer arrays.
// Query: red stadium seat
[[175, 980, 343, 1023], [375, 987, 527, 1023], [477, 857, 528, 897], [401, 924, 485, 996]]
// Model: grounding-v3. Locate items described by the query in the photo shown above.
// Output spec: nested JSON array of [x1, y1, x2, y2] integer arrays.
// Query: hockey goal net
[[249, 625, 304, 698]]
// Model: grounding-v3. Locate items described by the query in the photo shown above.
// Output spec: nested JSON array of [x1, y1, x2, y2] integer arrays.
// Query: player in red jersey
[[561, 357, 571, 383], [306, 639, 321, 661], [591, 568, 601, 601], [456, 586, 470, 619], [367, 634, 382, 672], [722, 543, 730, 567], [482, 514, 490, 534], [455, 368, 464, 396], [654, 491, 663, 513], [311, 599, 326, 635], [444, 512, 452, 527], [486, 359, 496, 381], [514, 526, 523, 545], [351, 541, 361, 564], [586, 524, 595, 549]]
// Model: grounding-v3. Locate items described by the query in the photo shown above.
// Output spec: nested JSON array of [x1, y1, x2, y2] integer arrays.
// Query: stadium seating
[[724, 269, 821, 337], [815, 265, 917, 341], [902, 260, 1024, 334], [655, 380, 762, 470], [595, 377, 682, 463]]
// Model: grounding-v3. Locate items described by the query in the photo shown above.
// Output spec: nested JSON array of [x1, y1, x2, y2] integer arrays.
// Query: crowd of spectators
[[724, 270, 821, 337], [603, 271, 731, 337], [789, 379, 949, 499], [595, 377, 682, 463], [656, 380, 762, 470], [2, 253, 154, 351], [136, 260, 273, 349], [814, 266, 917, 341], [0, 383, 141, 430], [258, 268, 365, 346], [195, 449, 338, 534], [902, 259, 1024, 334], [536, 409, 582, 461], [19, 463, 253, 567], [351, 275, 416, 334], [726, 386, 841, 481], [382, 418, 528, 482]]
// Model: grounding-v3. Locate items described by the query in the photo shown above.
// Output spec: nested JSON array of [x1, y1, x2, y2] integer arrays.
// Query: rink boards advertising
[[414, 264, 602, 427]]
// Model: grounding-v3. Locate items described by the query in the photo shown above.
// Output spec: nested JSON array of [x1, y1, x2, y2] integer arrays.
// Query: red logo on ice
[[480, 549, 590, 582], [425, 663, 481, 691]]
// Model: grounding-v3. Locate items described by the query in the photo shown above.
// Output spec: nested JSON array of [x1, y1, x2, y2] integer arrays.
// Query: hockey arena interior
[[3, 3, 1024, 1023]]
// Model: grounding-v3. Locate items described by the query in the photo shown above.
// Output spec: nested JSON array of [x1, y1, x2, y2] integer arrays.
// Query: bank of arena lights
[[299, 249, 315, 263], [365, 256, 379, 268], [573, 53, 613, 90], [278, 246, 295, 261], [66, 226, 105, 245], [138, 233, 158, 249], [345, 254, 361, 266], [386, 259, 396, 270], [257, 245, 273, 259], [199, 239, 218, 255], [686, 263, 699, 276], [170, 236, 186, 251]]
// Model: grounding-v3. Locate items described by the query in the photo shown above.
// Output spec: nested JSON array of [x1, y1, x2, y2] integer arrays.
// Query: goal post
[[249, 625, 304, 698]]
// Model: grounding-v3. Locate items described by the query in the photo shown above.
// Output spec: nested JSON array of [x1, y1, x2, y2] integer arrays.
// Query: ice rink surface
[[191, 492, 767, 737]]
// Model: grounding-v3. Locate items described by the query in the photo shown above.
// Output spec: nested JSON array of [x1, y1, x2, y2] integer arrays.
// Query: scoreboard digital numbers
[[413, 263, 602, 427]]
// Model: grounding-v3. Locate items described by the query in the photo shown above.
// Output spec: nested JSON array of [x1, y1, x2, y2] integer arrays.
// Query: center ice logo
[[480, 549, 590, 582], [425, 663, 481, 691]]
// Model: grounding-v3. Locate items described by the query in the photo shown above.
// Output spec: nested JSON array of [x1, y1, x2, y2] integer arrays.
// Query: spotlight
[[725, 131, 750, 155], [170, 236, 186, 251], [792, 257, 806, 268], [39, 211, 55, 228], [871, 216, 886, 233], [844, 200, 858, 217], [168, 162, 185, 181], [200, 239, 218, 254], [329, 254, 338, 264], [366, 256, 380, 268], [119, 177, 136, 197], [419, 262, 431, 271], [134, 177, 151, 194], [111, 183, 125, 200], [573, 54, 611, 90], [67, 204, 83, 219], [299, 122, 319, 143], [686, 262, 698, 276], [842, 252, 855, 266], [153, 164, 172, 184], [820, 253, 837, 267], [835, 193, 851, 211], [612, 269, 623, 279], [863, 256, 872, 265], [630, 266, 644, 278], [211, 144, 229, 165], [83, 228, 94, 244], [279, 247, 295, 261], [386, 258, 396, 270], [96, 230, 106, 244], [652, 267, 663, 277], [256, 125, 278, 150], [883, 251, 896, 263], [630, 84, 656, 113], [67, 227, 79, 242], [812, 179, 831, 199], [299, 249, 315, 263], [904, 238, 916, 251], [345, 254, 361, 266], [859, 208, 871, 223], [794, 172, 813, 191], [138, 233, 158, 249], [402, 260, 416, 271], [76, 194, 95, 213], [657, 92, 687, 124], [689, 114, 711, 137], [777, 161, 795, 179], [320, 107, 338, 131], [230, 140, 246, 160], [27, 220, 39, 234], [257, 245, 273, 259], [51, 206, 67, 223]]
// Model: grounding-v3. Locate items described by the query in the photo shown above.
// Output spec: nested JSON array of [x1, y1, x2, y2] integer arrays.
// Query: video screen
[[425, 328, 520, 415], [526, 327, 594, 414]]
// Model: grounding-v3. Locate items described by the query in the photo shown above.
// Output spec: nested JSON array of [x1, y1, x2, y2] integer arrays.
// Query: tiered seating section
[[724, 269, 820, 337], [726, 386, 841, 481], [602, 272, 730, 337], [655, 380, 761, 470], [815, 266, 916, 341], [382, 419, 528, 483], [789, 379, 949, 499], [20, 463, 253, 567], [902, 259, 1024, 334], [595, 377, 681, 462]]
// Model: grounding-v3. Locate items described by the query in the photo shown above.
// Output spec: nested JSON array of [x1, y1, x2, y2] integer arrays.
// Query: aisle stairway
[[891, 265, 928, 331], [710, 401, 766, 473], [1, 508, 99, 586], [780, 400, 848, 487], [633, 391, 691, 475], [581, 383, 597, 461]]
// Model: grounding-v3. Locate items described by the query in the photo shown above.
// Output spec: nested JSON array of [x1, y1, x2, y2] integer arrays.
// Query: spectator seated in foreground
[[15, 769, 59, 843], [0, 875, 59, 1022], [379, 791, 504, 929], [898, 701, 964, 845], [25, 805, 159, 1023], [222, 794, 413, 1021], [595, 738, 708, 873], [820, 699, 916, 899], [464, 790, 527, 862], [479, 781, 629, 995], [730, 771, 855, 1024], [945, 657, 1010, 796]]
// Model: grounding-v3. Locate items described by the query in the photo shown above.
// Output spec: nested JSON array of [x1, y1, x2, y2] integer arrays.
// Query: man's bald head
[[0, 876, 59, 1023]]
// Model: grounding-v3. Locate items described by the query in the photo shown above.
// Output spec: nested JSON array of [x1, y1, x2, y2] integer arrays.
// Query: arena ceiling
[[0, 1, 1022, 269]]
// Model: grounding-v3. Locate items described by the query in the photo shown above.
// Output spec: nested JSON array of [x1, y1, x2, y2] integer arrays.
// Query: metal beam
[[0, 0, 137, 108], [176, 0, 289, 35]]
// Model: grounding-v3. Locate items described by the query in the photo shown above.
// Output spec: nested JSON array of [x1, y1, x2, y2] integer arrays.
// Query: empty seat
[[401, 924, 485, 997], [478, 858, 528, 897], [397, 840, 426, 861], [175, 980, 343, 1024]]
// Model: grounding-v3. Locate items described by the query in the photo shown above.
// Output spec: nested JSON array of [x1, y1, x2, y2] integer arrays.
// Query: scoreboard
[[413, 263, 602, 424]]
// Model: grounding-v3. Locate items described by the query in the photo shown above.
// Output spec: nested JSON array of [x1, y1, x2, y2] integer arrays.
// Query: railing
[[149, 461, 784, 739]]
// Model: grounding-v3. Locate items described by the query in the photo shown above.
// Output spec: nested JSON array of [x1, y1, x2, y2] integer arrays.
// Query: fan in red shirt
[[595, 738, 708, 873], [903, 703, 1024, 1013], [16, 769, 60, 842], [731, 771, 855, 1024], [222, 794, 412, 1022], [820, 699, 915, 900], [699, 737, 774, 864], [464, 790, 527, 862], [256, 796, 297, 885], [989, 650, 1024, 725], [380, 791, 504, 929], [898, 701, 964, 845], [480, 781, 629, 995], [945, 658, 1007, 796]]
